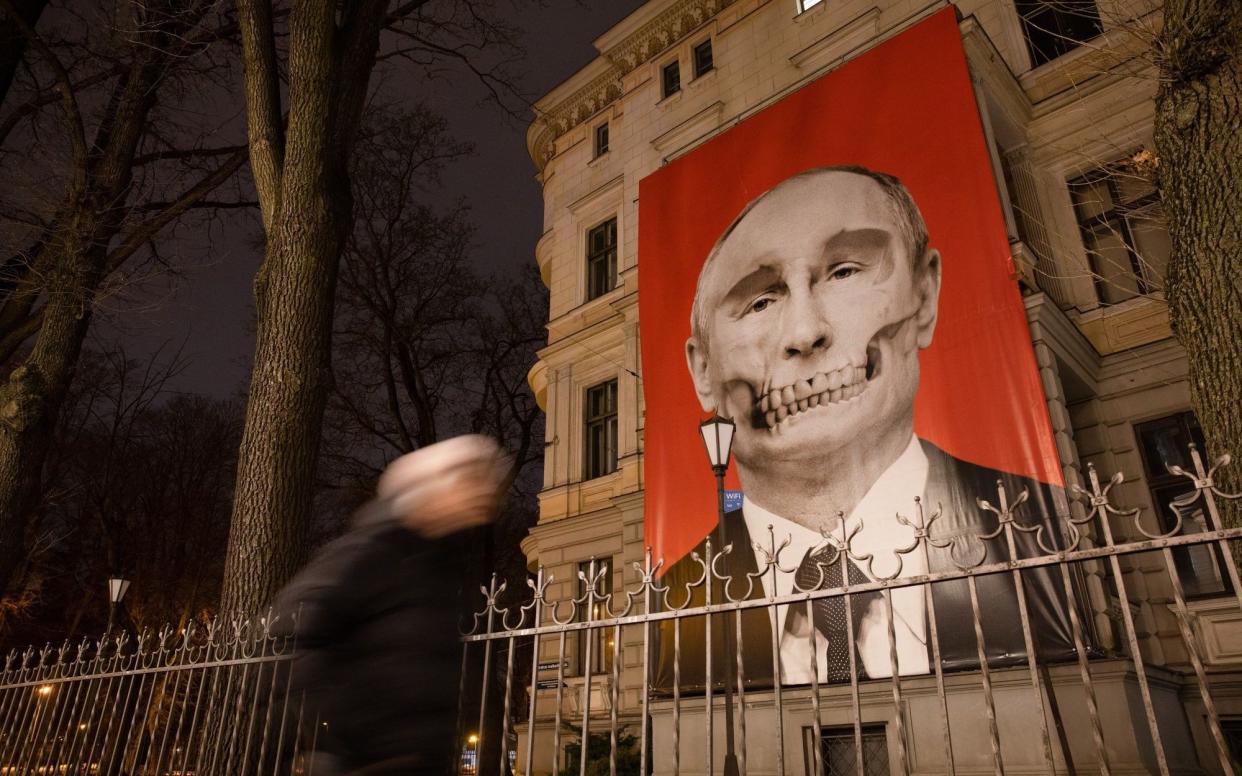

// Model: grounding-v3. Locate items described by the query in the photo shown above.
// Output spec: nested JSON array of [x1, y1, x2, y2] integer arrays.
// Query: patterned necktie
[[792, 547, 880, 682]]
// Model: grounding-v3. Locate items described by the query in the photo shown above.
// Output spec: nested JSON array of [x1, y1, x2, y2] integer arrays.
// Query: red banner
[[638, 8, 1062, 571]]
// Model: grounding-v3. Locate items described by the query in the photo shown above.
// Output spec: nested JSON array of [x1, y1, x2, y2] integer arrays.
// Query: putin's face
[[685, 171, 941, 472]]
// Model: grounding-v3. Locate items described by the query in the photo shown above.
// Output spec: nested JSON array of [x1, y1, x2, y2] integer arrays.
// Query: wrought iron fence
[[0, 445, 1237, 776], [0, 617, 305, 776], [460, 445, 1242, 776]]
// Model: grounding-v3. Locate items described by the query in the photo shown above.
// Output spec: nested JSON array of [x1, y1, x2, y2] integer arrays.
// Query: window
[[585, 218, 618, 300], [584, 380, 618, 480], [594, 122, 609, 157], [575, 558, 615, 675], [798, 0, 824, 11], [693, 39, 714, 78], [1015, 0, 1103, 67], [804, 725, 889, 776], [1135, 413, 1230, 597], [661, 60, 681, 98], [1068, 158, 1170, 306]]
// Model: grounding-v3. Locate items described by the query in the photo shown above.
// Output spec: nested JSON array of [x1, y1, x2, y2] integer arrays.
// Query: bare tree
[[1153, 0, 1242, 523], [0, 0, 250, 599], [222, 0, 527, 615], [3, 345, 240, 646]]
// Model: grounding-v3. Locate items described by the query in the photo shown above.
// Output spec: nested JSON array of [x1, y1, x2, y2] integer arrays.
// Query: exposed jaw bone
[[756, 348, 879, 432]]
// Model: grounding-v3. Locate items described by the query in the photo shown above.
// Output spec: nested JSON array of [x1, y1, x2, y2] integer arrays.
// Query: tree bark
[[219, 0, 387, 615], [1154, 0, 1242, 527]]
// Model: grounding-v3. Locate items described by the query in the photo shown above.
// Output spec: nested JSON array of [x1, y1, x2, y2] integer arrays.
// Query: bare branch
[[104, 149, 248, 272]]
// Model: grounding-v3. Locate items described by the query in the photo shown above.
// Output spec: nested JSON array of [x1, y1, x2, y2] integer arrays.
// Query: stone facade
[[518, 0, 1242, 773]]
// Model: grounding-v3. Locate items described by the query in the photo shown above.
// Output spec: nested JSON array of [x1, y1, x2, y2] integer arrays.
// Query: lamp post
[[698, 415, 740, 776], [106, 577, 130, 636]]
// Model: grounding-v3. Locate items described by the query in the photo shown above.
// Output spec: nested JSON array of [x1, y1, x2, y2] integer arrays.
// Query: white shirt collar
[[740, 435, 930, 647]]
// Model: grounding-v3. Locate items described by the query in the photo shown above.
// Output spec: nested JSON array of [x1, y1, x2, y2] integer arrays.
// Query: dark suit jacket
[[653, 440, 1084, 692]]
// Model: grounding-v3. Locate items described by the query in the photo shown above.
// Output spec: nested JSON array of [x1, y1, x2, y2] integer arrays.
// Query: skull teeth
[[758, 365, 870, 430]]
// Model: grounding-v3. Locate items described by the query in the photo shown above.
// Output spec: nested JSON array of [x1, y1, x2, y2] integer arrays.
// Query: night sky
[[99, 1, 646, 398]]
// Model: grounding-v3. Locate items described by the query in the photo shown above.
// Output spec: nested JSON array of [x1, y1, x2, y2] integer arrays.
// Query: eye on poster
[[638, 8, 1080, 689]]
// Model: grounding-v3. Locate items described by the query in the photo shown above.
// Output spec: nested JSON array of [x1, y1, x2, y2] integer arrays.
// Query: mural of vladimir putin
[[655, 166, 1078, 691]]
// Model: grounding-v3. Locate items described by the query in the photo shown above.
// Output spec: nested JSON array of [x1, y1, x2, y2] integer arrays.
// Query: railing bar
[[0, 677, 24, 764], [288, 691, 307, 776], [128, 648, 168, 775], [78, 655, 123, 776], [0, 663, 40, 768], [882, 590, 909, 776], [222, 647, 259, 775], [705, 550, 714, 776], [240, 641, 275, 776], [176, 644, 217, 776], [149, 647, 193, 776], [734, 607, 747, 776], [1000, 509, 1055, 776], [672, 616, 681, 776], [98, 655, 141, 776], [77, 645, 125, 769], [968, 574, 1004, 776], [36, 652, 82, 774], [806, 598, 823, 776], [924, 580, 954, 774], [609, 622, 621, 776], [1058, 558, 1110, 775], [767, 601, 785, 776], [500, 635, 517, 776], [105, 662, 151, 776], [15, 658, 62, 774], [1161, 546, 1236, 773], [639, 556, 652, 776], [269, 659, 299, 776], [0, 685, 22, 768], [203, 639, 244, 776], [524, 582, 543, 776], [1094, 496, 1169, 776], [551, 629, 567, 776], [478, 590, 495, 776], [844, 590, 862, 776]]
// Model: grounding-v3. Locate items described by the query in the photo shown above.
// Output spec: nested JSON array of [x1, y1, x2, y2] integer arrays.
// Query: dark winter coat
[[272, 499, 466, 775]]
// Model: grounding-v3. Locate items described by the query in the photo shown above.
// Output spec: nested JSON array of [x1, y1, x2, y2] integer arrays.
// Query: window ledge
[[588, 149, 610, 168], [688, 67, 718, 90], [656, 88, 684, 109]]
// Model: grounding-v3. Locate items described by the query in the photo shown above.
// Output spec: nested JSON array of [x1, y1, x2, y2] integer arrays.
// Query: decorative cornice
[[527, 0, 737, 170]]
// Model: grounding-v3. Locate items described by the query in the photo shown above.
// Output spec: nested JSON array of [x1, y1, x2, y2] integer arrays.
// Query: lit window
[[585, 218, 618, 301], [693, 39, 714, 78], [661, 60, 681, 99], [1068, 157, 1169, 306], [798, 0, 824, 11], [594, 122, 609, 157], [1015, 0, 1103, 67], [584, 380, 618, 480], [575, 558, 615, 675]]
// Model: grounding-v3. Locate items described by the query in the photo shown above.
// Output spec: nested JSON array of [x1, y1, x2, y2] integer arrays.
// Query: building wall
[[519, 0, 1235, 771]]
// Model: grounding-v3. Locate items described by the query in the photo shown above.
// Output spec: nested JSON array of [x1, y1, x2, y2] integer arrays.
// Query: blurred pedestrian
[[273, 435, 510, 776]]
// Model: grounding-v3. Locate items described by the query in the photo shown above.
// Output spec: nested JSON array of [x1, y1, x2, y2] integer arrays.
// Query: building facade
[[516, 0, 1242, 772]]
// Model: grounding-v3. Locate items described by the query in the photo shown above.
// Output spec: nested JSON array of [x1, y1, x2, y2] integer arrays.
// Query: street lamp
[[698, 415, 740, 776], [106, 577, 130, 635]]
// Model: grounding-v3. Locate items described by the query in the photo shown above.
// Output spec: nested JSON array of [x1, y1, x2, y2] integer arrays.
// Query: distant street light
[[106, 577, 130, 636], [698, 415, 740, 776]]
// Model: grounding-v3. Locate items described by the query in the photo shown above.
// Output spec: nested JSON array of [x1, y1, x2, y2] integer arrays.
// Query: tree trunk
[[1154, 0, 1242, 528], [219, 0, 386, 615]]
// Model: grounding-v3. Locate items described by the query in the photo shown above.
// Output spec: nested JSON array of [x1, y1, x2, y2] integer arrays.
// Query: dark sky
[[101, 1, 646, 398]]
